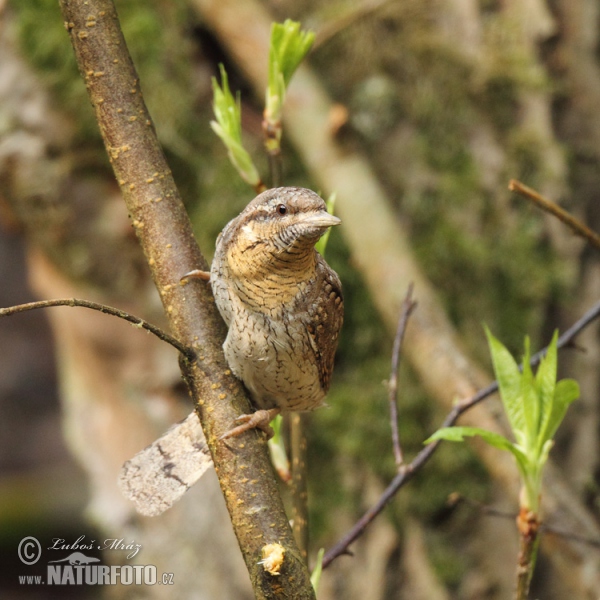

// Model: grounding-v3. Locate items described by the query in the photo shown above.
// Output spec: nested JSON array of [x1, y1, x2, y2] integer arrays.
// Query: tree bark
[[57, 1, 315, 597]]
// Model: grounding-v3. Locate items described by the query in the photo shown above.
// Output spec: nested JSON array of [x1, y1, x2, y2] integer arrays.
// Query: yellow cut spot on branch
[[259, 543, 285, 576]]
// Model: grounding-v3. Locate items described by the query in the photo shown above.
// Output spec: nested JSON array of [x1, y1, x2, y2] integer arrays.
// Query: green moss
[[13, 0, 94, 135], [13, 0, 203, 159]]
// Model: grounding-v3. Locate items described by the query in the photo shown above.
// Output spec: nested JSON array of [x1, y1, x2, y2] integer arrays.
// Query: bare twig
[[291, 412, 309, 562], [447, 493, 517, 521], [313, 0, 398, 50], [323, 299, 600, 568], [0, 298, 193, 359], [509, 179, 600, 251], [449, 494, 600, 549], [388, 283, 417, 468], [542, 526, 600, 550]]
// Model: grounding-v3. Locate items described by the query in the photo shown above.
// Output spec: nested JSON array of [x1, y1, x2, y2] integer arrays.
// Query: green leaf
[[541, 378, 579, 443], [211, 65, 261, 187], [485, 327, 525, 435], [211, 65, 241, 139], [310, 548, 325, 593], [266, 20, 315, 125], [538, 439, 554, 469], [267, 415, 290, 482], [426, 426, 513, 451], [270, 20, 315, 87], [426, 427, 530, 480], [535, 330, 558, 450], [519, 337, 539, 449]]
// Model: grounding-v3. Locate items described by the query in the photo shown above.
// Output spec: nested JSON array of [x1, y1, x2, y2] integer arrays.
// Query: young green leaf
[[485, 327, 525, 435], [270, 20, 315, 86], [267, 414, 291, 482], [540, 378, 579, 444], [426, 426, 513, 452], [428, 328, 579, 543], [534, 331, 558, 426], [310, 548, 325, 593], [265, 20, 315, 128], [426, 426, 529, 477], [534, 331, 559, 452], [210, 65, 261, 187], [519, 337, 539, 448], [538, 439, 554, 470]]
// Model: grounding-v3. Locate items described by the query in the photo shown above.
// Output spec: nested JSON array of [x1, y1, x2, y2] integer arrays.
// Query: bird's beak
[[297, 211, 341, 229]]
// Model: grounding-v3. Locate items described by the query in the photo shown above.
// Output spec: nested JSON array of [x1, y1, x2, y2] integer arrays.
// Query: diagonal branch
[[0, 298, 193, 359], [323, 298, 600, 568], [57, 1, 314, 597], [449, 495, 600, 549], [509, 179, 600, 251]]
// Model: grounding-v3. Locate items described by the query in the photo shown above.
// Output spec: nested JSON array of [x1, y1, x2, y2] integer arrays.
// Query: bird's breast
[[224, 244, 317, 314], [223, 309, 324, 411]]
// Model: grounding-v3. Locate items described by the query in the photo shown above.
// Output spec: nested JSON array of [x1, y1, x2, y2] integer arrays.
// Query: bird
[[184, 187, 343, 438]]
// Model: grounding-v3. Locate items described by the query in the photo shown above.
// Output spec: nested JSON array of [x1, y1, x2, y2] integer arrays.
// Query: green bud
[[211, 65, 261, 187]]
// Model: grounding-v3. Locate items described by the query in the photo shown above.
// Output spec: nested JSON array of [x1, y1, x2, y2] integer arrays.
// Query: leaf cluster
[[427, 329, 579, 512], [210, 65, 262, 188], [265, 20, 315, 125]]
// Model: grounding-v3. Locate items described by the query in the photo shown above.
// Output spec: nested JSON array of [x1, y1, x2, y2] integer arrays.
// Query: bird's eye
[[276, 204, 287, 215]]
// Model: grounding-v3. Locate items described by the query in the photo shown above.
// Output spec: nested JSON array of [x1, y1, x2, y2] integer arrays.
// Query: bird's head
[[234, 187, 339, 251], [222, 188, 340, 281]]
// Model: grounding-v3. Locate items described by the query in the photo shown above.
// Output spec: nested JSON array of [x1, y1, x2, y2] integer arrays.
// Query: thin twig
[[0, 298, 193, 359], [509, 179, 600, 251], [313, 0, 397, 51], [542, 525, 600, 549], [447, 493, 518, 521], [388, 283, 417, 468], [323, 299, 600, 568], [449, 494, 600, 549], [291, 412, 309, 562]]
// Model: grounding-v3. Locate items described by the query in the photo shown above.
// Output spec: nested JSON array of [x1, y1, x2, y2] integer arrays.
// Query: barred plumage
[[209, 187, 343, 437]]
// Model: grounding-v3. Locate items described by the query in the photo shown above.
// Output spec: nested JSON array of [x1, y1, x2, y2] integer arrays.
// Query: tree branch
[[58, 1, 314, 597], [323, 298, 600, 568], [0, 298, 193, 359], [509, 179, 600, 251], [388, 283, 417, 468], [449, 494, 600, 549]]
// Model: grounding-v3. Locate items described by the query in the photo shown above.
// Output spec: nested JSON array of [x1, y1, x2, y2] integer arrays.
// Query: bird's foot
[[220, 408, 281, 440]]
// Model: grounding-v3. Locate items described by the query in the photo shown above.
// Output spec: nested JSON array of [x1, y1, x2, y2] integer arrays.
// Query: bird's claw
[[220, 408, 281, 440], [180, 269, 210, 283]]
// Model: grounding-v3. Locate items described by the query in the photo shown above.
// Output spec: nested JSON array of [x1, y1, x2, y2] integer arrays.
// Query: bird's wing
[[302, 255, 343, 393]]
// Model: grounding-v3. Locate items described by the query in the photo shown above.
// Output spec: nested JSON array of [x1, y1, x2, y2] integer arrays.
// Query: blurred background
[[1, 0, 599, 598]]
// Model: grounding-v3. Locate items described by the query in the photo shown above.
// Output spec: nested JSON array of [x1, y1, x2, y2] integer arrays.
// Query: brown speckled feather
[[209, 187, 343, 418], [302, 255, 343, 393]]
